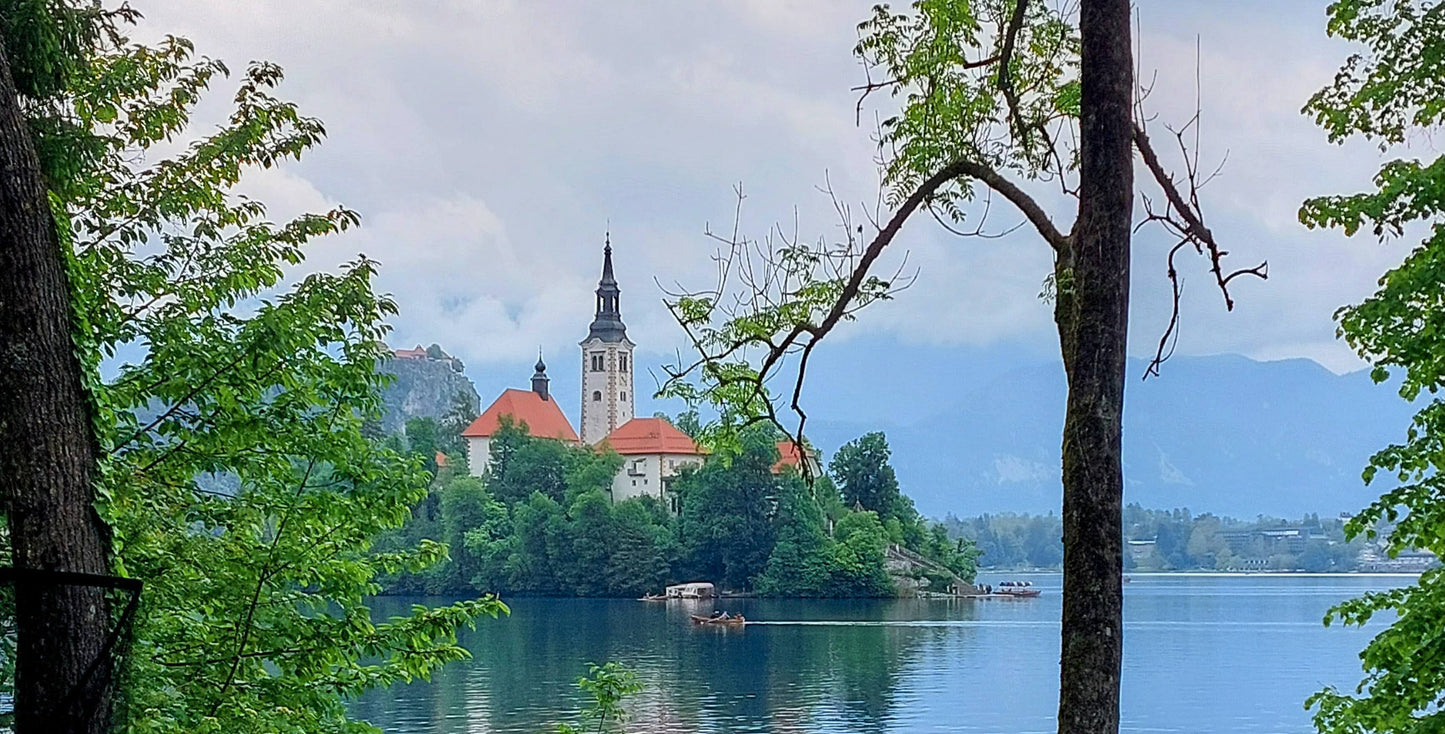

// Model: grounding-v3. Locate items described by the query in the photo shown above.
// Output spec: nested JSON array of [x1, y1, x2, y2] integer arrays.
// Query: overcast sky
[[132, 0, 1410, 383]]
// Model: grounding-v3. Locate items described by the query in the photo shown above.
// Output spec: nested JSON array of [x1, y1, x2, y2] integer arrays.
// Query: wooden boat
[[995, 581, 1042, 598], [690, 614, 746, 626], [638, 594, 667, 602]]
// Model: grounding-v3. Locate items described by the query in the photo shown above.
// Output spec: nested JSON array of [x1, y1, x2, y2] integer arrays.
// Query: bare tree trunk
[[1055, 1, 1132, 733], [0, 33, 113, 734]]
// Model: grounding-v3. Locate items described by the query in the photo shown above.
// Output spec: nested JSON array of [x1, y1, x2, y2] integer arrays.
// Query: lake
[[350, 574, 1409, 733]]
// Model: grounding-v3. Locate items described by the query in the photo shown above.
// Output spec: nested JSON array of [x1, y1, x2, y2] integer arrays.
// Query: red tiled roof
[[602, 417, 704, 455], [393, 345, 428, 359], [774, 440, 810, 473], [462, 389, 579, 442]]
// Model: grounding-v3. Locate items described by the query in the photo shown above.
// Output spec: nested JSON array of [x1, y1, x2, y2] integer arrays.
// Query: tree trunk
[[0, 33, 113, 734], [1055, 1, 1132, 733]]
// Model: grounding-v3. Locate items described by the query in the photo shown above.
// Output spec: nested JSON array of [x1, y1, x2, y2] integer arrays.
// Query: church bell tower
[[579, 234, 635, 444]]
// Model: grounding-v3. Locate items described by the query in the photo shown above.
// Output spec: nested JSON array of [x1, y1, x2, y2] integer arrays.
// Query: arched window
[[620, 392, 627, 401], [592, 391, 602, 401], [620, 355, 629, 372]]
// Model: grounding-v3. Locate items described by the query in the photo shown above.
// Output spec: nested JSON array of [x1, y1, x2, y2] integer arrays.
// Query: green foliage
[[2, 11, 504, 731], [830, 432, 903, 520], [555, 662, 643, 734], [755, 476, 836, 596], [856, 0, 1078, 212], [673, 426, 780, 590], [380, 423, 972, 599], [1302, 0, 1444, 146], [830, 511, 895, 597], [1300, 2, 1445, 732]]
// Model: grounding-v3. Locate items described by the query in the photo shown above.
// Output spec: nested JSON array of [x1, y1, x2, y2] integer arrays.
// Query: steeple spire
[[531, 348, 550, 401], [587, 232, 627, 342]]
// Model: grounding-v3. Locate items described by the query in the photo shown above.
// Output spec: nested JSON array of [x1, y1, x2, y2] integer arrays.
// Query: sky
[[128, 0, 1415, 421]]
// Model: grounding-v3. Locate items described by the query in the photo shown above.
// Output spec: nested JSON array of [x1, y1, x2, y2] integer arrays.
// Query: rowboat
[[638, 593, 667, 602], [690, 614, 746, 626]]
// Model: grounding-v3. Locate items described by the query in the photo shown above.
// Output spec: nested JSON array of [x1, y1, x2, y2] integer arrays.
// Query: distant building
[[391, 343, 465, 373], [1126, 538, 1156, 563], [1358, 547, 1438, 573], [579, 236, 635, 445], [1220, 527, 1319, 557], [774, 440, 820, 476], [462, 356, 579, 471], [462, 239, 819, 508], [602, 417, 706, 507]]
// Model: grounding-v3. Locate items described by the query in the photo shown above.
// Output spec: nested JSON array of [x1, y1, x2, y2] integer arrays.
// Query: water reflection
[[352, 575, 1407, 734], [353, 596, 978, 733]]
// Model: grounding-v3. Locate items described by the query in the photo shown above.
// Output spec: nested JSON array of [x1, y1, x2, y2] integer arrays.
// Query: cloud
[[129, 0, 1401, 378]]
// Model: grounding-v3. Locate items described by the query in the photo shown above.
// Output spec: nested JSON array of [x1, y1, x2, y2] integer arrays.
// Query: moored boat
[[667, 582, 716, 599], [995, 580, 1042, 598], [639, 593, 667, 602]]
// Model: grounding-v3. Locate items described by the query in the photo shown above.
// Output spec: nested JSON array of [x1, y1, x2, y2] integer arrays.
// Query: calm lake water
[[350, 574, 1408, 733]]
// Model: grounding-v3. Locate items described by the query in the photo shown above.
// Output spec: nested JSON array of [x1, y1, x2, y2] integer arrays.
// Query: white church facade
[[462, 239, 706, 503]]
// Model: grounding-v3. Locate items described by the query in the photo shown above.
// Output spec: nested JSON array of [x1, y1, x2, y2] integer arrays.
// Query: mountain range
[[452, 337, 1416, 521], [795, 345, 1414, 519]]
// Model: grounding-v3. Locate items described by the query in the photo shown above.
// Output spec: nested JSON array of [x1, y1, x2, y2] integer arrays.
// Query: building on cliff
[[376, 343, 479, 434]]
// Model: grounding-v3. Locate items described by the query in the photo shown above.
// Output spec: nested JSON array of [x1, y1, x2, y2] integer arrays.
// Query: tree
[[756, 476, 835, 597], [567, 490, 617, 597], [674, 428, 778, 590], [0, 14, 506, 730], [606, 500, 672, 598], [440, 477, 507, 592], [509, 492, 568, 594], [829, 432, 902, 520], [830, 511, 895, 598], [1301, 2, 1445, 732], [661, 2, 1263, 731], [440, 390, 478, 455], [406, 416, 444, 476], [0, 4, 122, 729]]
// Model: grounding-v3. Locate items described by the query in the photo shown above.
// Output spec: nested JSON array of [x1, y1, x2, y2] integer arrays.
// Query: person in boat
[[710, 610, 724, 619]]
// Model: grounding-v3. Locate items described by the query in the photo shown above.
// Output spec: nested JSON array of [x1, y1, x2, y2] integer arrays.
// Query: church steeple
[[531, 349, 550, 401], [579, 231, 636, 445], [587, 233, 627, 343]]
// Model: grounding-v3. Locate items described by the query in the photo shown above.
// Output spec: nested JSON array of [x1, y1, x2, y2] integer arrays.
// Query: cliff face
[[377, 346, 479, 433]]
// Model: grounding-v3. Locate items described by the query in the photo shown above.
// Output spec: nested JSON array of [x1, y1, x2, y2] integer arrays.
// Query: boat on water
[[995, 580, 1042, 598], [638, 593, 667, 602], [690, 613, 746, 627], [666, 582, 716, 599]]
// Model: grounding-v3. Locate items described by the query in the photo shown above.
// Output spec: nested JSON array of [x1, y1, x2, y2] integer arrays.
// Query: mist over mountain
[[790, 342, 1414, 519]]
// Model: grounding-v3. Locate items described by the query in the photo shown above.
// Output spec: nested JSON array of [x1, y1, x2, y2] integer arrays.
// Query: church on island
[[459, 240, 804, 505]]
